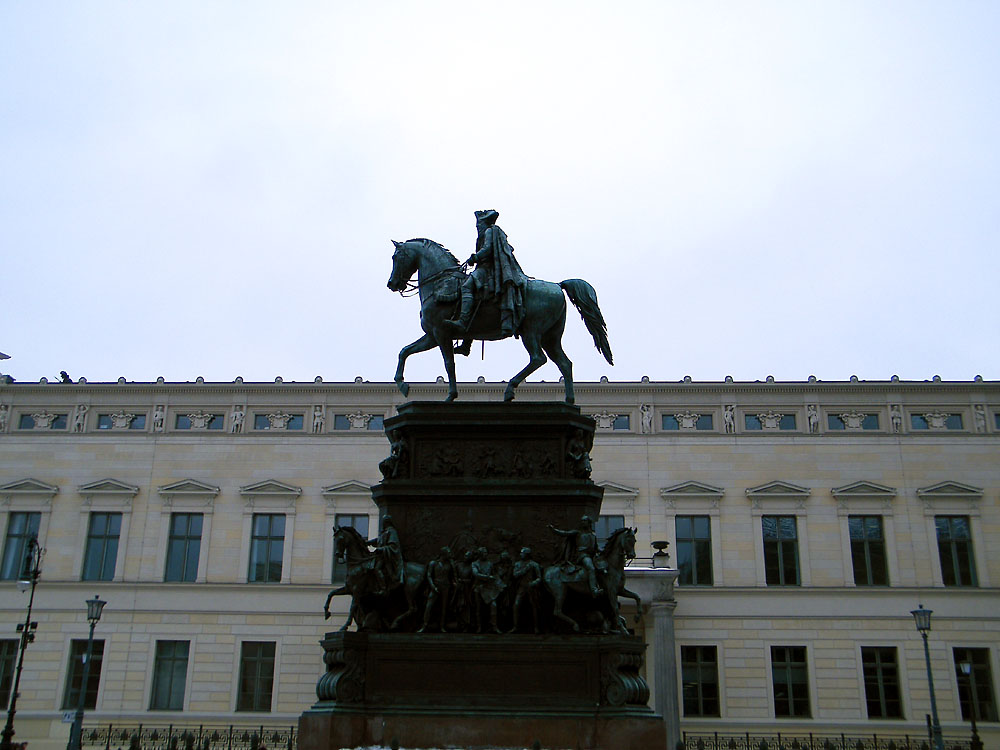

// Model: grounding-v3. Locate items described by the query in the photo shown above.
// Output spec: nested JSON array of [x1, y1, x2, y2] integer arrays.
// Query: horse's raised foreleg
[[394, 332, 437, 397], [504, 334, 547, 402], [324, 585, 348, 619], [618, 585, 643, 624]]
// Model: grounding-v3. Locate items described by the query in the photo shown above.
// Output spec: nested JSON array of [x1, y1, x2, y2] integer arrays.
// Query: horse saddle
[[432, 275, 462, 303]]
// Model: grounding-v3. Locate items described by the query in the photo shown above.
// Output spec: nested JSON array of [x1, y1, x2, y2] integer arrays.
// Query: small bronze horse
[[324, 526, 426, 631], [542, 526, 641, 633], [387, 238, 613, 403]]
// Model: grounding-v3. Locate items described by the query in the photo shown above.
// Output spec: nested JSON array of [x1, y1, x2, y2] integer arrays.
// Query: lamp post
[[958, 661, 984, 750], [66, 595, 106, 750], [0, 537, 43, 750], [910, 604, 944, 750]]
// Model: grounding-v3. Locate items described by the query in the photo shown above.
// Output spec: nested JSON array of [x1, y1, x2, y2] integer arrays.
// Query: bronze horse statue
[[387, 238, 613, 403], [324, 525, 426, 632], [542, 526, 641, 633]]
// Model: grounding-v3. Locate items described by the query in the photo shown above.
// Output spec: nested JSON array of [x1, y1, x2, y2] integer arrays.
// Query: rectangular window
[[911, 414, 963, 430], [662, 414, 714, 430], [827, 414, 880, 430], [596, 514, 624, 546], [862, 647, 903, 719], [995, 412, 1000, 430], [333, 513, 369, 583], [253, 415, 303, 430], [175, 414, 223, 430], [237, 641, 275, 712], [97, 415, 112, 430], [62, 639, 105, 710], [771, 646, 810, 717], [935, 516, 977, 586], [18, 413, 67, 429], [164, 513, 203, 583], [953, 647, 998, 722], [333, 415, 351, 430], [1, 511, 40, 580], [248, 514, 285, 583], [367, 415, 385, 430], [762, 516, 799, 585], [612, 415, 630, 430], [150, 640, 190, 710], [0, 639, 17, 709], [744, 414, 796, 430], [82, 512, 121, 581], [745, 415, 762, 430], [681, 645, 720, 717], [676, 515, 713, 585], [849, 516, 888, 586]]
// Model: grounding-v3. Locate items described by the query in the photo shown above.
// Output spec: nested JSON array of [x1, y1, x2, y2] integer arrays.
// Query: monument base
[[299, 707, 666, 750], [299, 632, 666, 750]]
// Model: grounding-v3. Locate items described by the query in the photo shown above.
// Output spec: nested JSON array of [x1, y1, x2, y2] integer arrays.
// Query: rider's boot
[[443, 287, 474, 336], [455, 339, 473, 357]]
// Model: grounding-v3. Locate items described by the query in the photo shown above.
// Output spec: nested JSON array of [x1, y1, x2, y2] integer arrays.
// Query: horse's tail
[[560, 279, 613, 365]]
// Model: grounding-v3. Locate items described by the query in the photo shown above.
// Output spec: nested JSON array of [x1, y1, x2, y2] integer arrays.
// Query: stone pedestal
[[300, 402, 668, 750], [373, 401, 603, 565]]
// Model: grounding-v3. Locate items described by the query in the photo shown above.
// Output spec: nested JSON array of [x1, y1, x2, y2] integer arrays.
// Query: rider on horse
[[549, 515, 605, 598], [368, 515, 404, 595], [443, 209, 528, 339]]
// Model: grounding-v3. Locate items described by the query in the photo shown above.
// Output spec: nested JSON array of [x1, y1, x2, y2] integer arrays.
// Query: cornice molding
[[2, 378, 997, 399]]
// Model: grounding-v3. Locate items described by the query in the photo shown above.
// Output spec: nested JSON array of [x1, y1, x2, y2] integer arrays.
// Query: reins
[[397, 262, 469, 298]]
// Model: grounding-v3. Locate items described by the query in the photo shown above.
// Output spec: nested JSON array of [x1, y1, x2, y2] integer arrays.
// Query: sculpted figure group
[[325, 515, 641, 636]]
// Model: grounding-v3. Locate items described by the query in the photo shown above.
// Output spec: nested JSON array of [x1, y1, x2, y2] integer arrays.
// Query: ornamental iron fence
[[681, 732, 973, 750], [80, 725, 296, 750]]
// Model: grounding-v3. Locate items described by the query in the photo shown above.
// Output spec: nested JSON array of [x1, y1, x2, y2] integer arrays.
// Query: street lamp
[[0, 538, 42, 750], [66, 595, 106, 750], [958, 661, 984, 750], [910, 604, 944, 750]]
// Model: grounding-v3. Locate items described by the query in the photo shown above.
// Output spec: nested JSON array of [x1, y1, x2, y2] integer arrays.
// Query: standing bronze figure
[[386, 210, 613, 403]]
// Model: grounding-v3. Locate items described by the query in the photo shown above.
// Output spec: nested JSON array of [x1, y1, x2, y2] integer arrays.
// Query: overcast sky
[[2, 2, 998, 387]]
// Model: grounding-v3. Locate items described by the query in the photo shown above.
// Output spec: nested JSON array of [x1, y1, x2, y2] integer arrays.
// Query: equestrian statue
[[386, 210, 613, 403]]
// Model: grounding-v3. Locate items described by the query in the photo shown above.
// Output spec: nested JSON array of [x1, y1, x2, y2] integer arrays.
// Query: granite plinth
[[300, 632, 664, 750]]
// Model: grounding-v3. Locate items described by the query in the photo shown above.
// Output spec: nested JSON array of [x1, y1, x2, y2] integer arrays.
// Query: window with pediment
[[77, 479, 137, 582], [662, 481, 725, 585], [157, 479, 218, 584], [239, 480, 300, 584], [916, 482, 986, 587]]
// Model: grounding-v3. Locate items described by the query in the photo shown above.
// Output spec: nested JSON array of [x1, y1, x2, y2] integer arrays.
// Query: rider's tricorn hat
[[475, 209, 499, 227]]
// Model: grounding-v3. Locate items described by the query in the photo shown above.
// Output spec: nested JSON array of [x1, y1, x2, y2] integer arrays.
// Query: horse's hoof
[[565, 396, 575, 405], [503, 389, 515, 402], [323, 610, 331, 620], [396, 381, 409, 397], [445, 392, 458, 402]]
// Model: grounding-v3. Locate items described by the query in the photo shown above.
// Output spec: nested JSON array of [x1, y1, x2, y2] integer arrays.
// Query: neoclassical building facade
[[0, 376, 997, 750]]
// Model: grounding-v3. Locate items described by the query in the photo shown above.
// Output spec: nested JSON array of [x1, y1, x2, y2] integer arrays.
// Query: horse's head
[[603, 526, 637, 564], [333, 525, 369, 565], [387, 240, 417, 292]]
